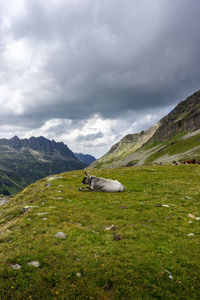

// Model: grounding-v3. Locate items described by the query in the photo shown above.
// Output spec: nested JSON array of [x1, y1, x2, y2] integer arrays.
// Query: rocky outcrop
[[149, 90, 200, 142]]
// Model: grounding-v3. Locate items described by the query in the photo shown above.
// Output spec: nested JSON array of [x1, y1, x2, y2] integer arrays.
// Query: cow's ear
[[85, 171, 91, 178]]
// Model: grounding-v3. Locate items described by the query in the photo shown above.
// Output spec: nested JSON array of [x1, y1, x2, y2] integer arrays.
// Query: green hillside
[[90, 90, 200, 169], [0, 166, 200, 299]]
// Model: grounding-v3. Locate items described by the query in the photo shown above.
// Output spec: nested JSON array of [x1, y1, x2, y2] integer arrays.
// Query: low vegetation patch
[[0, 166, 200, 299]]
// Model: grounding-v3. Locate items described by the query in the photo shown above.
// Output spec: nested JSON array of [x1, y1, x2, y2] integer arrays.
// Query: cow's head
[[82, 172, 91, 185]]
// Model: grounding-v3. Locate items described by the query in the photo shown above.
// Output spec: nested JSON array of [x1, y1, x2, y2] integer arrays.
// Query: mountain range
[[0, 136, 95, 195], [90, 90, 200, 169]]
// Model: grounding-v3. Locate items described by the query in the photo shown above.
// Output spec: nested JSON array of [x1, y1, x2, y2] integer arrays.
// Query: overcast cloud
[[0, 0, 200, 157]]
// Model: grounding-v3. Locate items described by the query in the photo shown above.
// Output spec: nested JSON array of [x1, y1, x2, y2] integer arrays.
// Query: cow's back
[[91, 177, 125, 192]]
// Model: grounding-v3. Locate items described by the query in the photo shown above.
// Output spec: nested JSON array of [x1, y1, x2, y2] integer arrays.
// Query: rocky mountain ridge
[[0, 135, 75, 158], [149, 90, 200, 143], [0, 136, 88, 195]]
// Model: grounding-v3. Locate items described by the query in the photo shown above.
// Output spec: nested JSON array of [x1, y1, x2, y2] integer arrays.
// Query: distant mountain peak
[[11, 135, 20, 140]]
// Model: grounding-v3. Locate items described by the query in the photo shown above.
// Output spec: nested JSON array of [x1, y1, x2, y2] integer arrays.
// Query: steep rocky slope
[[0, 136, 86, 194], [90, 90, 200, 168], [149, 90, 200, 142]]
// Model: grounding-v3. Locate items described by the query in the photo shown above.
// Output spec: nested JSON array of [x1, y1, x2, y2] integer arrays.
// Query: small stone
[[195, 217, 200, 221], [37, 213, 50, 216], [185, 196, 191, 200], [105, 225, 116, 231], [11, 264, 21, 270], [27, 261, 40, 268], [42, 217, 48, 220], [41, 201, 45, 205], [162, 204, 170, 208], [21, 206, 37, 213], [55, 232, 66, 239], [0, 199, 9, 206], [188, 214, 195, 219], [47, 176, 62, 181], [187, 233, 195, 236], [189, 220, 193, 224], [76, 272, 81, 278], [164, 269, 173, 279]]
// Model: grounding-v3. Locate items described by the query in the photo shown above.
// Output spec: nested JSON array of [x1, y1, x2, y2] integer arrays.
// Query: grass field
[[0, 165, 200, 299]]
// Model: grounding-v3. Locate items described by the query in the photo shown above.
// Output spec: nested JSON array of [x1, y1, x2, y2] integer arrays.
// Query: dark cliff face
[[149, 90, 200, 142]]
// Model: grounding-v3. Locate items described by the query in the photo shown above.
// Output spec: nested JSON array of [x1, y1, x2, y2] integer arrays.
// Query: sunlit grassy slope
[[92, 131, 200, 169], [0, 165, 200, 299]]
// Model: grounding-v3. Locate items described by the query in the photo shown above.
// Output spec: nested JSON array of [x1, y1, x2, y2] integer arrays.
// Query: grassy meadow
[[0, 165, 200, 299]]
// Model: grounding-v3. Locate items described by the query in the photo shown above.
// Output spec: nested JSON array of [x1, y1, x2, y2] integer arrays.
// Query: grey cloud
[[0, 0, 200, 128], [76, 132, 104, 142]]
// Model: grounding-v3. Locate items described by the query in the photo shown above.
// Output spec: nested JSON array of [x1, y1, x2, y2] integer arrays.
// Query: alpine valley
[[1, 90, 200, 300], [0, 136, 95, 195]]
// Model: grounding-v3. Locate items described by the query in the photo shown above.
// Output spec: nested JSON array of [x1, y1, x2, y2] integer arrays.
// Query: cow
[[79, 172, 125, 192], [172, 160, 180, 166], [183, 159, 196, 164]]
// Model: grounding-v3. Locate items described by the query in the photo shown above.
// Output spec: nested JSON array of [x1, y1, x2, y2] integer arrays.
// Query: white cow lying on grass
[[79, 172, 125, 192]]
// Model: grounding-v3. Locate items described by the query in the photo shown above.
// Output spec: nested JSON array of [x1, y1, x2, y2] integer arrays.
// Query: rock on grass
[[28, 261, 40, 268], [11, 264, 21, 270], [54, 232, 66, 239]]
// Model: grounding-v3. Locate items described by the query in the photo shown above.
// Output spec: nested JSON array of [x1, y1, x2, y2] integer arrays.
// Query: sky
[[0, 0, 200, 158]]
